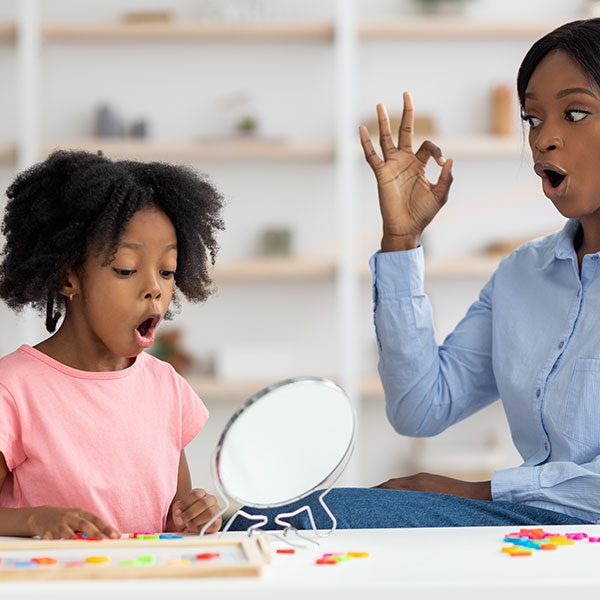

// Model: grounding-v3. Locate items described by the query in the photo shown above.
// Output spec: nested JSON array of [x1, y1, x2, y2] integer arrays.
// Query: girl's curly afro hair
[[0, 150, 225, 332]]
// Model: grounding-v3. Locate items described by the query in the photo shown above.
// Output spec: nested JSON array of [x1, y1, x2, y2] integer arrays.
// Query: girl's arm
[[165, 450, 222, 534], [0, 451, 120, 539]]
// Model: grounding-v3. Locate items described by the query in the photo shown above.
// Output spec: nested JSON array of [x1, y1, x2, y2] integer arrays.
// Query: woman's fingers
[[359, 124, 384, 171], [414, 139, 445, 166], [397, 91, 414, 153], [432, 157, 454, 204], [376, 103, 396, 159]]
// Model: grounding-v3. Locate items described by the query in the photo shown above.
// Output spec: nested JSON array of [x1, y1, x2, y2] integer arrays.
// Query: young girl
[[0, 150, 225, 538], [233, 18, 600, 530]]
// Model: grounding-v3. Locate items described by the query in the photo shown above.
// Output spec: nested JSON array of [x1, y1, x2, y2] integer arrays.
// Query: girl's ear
[[59, 269, 81, 301]]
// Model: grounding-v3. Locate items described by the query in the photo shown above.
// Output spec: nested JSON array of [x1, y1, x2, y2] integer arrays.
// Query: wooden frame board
[[0, 535, 271, 580]]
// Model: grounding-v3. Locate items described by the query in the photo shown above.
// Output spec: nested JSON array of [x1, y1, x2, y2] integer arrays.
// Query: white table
[[1, 525, 600, 599]]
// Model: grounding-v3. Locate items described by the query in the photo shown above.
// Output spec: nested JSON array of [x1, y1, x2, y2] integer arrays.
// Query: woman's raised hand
[[359, 92, 454, 252]]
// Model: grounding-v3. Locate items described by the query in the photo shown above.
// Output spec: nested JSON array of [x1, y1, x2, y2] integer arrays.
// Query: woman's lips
[[534, 162, 568, 202], [541, 173, 568, 202]]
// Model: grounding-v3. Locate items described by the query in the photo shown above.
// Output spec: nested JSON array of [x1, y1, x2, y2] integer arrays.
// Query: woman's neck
[[575, 217, 600, 274]]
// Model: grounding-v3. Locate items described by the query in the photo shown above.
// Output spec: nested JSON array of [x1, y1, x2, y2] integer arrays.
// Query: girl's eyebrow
[[525, 87, 600, 101], [119, 241, 177, 251]]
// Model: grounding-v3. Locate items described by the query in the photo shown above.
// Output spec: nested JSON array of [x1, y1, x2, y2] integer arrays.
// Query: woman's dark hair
[[517, 18, 600, 111], [0, 150, 225, 331]]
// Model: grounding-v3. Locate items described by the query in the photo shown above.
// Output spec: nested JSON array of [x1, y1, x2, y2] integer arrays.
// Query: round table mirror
[[203, 377, 355, 539]]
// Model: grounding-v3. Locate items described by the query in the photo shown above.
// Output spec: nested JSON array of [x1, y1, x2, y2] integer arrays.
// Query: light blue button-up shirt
[[370, 219, 600, 522]]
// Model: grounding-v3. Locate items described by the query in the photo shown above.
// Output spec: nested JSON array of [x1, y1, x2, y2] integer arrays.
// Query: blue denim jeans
[[226, 488, 591, 530]]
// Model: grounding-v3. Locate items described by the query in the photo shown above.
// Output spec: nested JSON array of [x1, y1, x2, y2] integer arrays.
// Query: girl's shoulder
[[0, 345, 40, 375], [0, 346, 46, 400], [136, 351, 190, 388]]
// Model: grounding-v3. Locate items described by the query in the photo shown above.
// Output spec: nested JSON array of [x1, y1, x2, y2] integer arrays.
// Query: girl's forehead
[[121, 207, 176, 240]]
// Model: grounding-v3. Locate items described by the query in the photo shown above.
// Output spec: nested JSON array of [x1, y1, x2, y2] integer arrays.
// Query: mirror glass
[[214, 377, 355, 508]]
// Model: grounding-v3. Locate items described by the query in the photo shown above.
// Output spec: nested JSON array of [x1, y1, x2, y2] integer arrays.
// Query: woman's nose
[[534, 128, 563, 154]]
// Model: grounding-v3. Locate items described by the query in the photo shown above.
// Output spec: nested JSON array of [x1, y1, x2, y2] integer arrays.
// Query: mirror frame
[[212, 376, 355, 509]]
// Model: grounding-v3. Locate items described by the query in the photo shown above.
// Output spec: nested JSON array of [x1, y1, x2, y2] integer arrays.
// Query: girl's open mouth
[[135, 314, 160, 348]]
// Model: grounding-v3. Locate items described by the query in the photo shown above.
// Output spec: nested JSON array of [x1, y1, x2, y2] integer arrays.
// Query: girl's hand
[[170, 488, 222, 534], [359, 92, 454, 252], [27, 505, 121, 540], [374, 472, 492, 501]]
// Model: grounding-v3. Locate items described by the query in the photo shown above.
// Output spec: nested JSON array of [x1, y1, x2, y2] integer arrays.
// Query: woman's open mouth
[[134, 313, 160, 348], [534, 162, 568, 202]]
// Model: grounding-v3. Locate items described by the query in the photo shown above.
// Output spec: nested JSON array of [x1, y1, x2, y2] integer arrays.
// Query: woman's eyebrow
[[556, 87, 599, 100], [524, 87, 600, 101]]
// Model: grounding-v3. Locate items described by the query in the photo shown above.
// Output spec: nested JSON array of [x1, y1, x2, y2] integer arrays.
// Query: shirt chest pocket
[[564, 358, 600, 446]]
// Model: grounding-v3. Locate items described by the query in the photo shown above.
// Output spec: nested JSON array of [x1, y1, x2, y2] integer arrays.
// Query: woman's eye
[[523, 114, 542, 129], [113, 268, 135, 277], [565, 109, 590, 123], [160, 270, 176, 279]]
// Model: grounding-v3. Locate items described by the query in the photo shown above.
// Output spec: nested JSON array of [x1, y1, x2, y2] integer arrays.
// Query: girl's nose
[[143, 275, 161, 300]]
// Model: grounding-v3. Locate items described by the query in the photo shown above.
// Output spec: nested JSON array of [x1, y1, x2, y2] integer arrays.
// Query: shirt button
[[536, 389, 541, 397], [593, 255, 599, 261], [558, 341, 564, 349], [544, 442, 548, 451]]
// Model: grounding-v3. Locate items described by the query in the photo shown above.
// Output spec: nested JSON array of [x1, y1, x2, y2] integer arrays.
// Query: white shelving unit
[[3, 7, 541, 367], [3, 1, 568, 485]]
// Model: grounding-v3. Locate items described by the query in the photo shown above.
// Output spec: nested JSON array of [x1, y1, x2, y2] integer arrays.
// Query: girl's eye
[[160, 270, 176, 279], [522, 114, 542, 129], [113, 268, 135, 277], [565, 109, 590, 123]]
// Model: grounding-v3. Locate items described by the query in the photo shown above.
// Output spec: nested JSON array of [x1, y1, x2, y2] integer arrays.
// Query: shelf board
[[42, 136, 524, 162], [188, 374, 385, 400], [360, 376, 384, 398], [214, 257, 336, 283], [215, 254, 501, 284], [41, 139, 334, 162], [360, 18, 565, 39], [428, 135, 527, 159], [365, 135, 528, 159], [0, 23, 15, 42], [0, 142, 16, 162], [186, 375, 277, 401], [40, 19, 566, 42], [424, 254, 502, 278], [42, 21, 334, 42]]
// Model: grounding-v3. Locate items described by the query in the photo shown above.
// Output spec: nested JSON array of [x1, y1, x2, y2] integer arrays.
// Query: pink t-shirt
[[0, 345, 208, 533]]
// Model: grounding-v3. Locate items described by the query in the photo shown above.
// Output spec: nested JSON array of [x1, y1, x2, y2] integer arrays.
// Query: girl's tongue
[[135, 317, 155, 348]]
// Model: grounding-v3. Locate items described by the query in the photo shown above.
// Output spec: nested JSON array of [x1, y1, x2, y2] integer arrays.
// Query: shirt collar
[[539, 219, 581, 270]]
